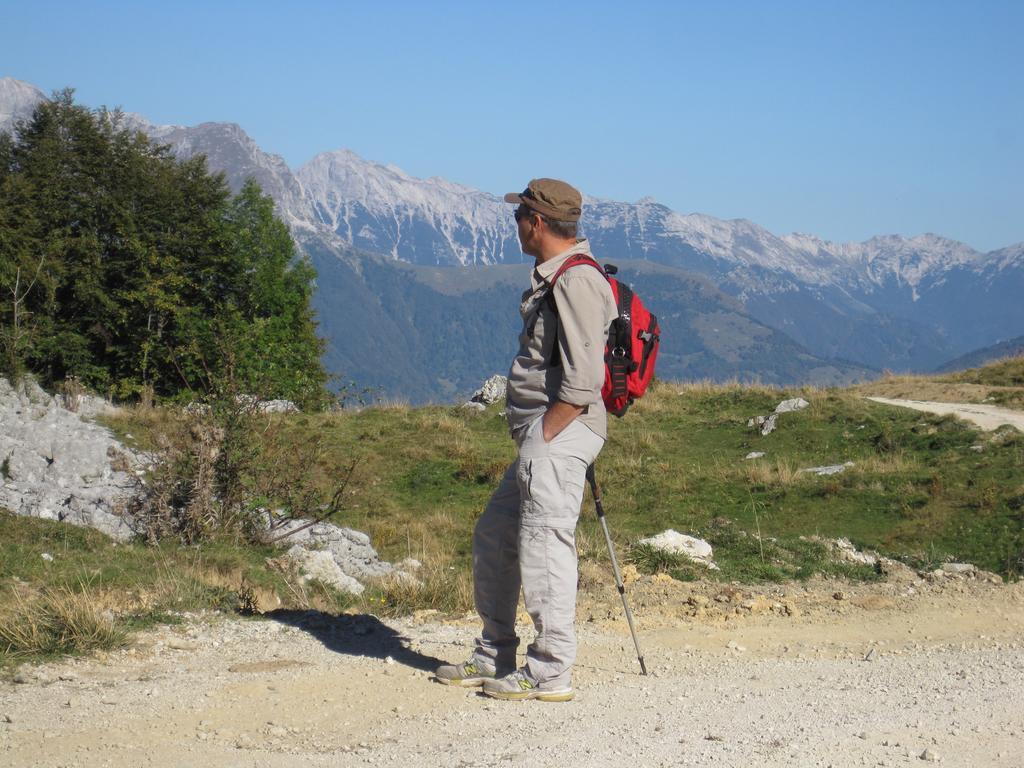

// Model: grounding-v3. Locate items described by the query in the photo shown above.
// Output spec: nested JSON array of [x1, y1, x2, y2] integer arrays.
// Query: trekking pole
[[585, 463, 648, 676]]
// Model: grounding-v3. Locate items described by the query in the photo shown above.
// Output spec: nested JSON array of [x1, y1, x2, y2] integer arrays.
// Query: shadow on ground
[[264, 609, 445, 672]]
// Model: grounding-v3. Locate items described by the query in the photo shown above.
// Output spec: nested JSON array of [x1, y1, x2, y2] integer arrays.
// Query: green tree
[[0, 90, 329, 407]]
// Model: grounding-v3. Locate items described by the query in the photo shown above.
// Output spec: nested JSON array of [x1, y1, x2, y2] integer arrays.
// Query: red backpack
[[548, 254, 661, 417]]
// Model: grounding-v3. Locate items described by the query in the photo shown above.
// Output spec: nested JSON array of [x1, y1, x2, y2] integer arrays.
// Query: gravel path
[[865, 397, 1024, 432], [3, 575, 1023, 767]]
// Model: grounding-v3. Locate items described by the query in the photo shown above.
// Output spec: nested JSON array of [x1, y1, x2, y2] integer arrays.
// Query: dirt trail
[[3, 571, 1023, 768], [865, 397, 1024, 432]]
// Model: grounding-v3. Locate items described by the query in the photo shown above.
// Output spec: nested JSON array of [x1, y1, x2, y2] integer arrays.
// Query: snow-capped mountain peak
[[0, 77, 46, 134]]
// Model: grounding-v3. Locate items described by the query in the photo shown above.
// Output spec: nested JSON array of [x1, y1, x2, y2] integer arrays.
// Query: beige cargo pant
[[471, 416, 604, 688]]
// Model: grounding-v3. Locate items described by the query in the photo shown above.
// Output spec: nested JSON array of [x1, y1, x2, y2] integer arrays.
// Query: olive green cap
[[504, 178, 583, 222]]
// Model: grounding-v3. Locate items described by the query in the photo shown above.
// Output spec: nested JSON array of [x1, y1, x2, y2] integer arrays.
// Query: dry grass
[[853, 362, 1024, 407], [668, 378, 782, 398], [743, 457, 805, 487], [370, 562, 473, 617], [414, 411, 469, 435], [0, 585, 127, 658], [849, 452, 920, 476], [369, 399, 412, 413]]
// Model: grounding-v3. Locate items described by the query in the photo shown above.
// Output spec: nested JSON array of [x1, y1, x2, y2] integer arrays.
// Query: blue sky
[[3, 0, 1022, 251]]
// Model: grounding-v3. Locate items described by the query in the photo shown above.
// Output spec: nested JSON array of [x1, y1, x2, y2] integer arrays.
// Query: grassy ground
[[99, 373, 1024, 581], [855, 355, 1024, 409], [4, 364, 1023, 664]]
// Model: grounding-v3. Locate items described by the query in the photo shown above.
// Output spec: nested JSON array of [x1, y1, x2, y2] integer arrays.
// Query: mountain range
[[3, 77, 1021, 402]]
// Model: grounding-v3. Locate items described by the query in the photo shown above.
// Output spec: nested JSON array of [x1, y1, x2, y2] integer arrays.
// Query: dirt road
[[3, 568, 1023, 768], [865, 397, 1024, 432]]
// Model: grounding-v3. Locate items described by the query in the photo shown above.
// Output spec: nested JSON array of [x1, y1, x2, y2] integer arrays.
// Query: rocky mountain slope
[[5, 77, 1019, 398]]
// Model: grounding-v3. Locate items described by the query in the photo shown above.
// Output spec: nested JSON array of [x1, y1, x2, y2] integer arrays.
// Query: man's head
[[504, 178, 581, 259]]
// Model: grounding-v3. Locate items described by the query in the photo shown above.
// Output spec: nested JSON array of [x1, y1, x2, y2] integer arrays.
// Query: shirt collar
[[533, 239, 592, 283]]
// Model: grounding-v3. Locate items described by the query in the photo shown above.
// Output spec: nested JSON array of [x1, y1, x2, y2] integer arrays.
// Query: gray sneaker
[[482, 669, 574, 702], [434, 658, 496, 687]]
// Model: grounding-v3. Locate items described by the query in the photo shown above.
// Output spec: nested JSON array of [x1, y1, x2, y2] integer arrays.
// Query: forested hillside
[[0, 91, 328, 407]]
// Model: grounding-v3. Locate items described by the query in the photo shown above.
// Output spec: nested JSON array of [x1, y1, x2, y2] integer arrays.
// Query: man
[[435, 178, 617, 701]]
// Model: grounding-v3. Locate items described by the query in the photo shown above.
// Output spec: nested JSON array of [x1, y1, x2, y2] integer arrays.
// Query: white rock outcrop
[[774, 398, 810, 414], [800, 461, 855, 476], [471, 375, 507, 405], [638, 529, 718, 569], [0, 377, 138, 541], [285, 545, 365, 595]]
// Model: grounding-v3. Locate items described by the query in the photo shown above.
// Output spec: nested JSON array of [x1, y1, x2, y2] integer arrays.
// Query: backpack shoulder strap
[[548, 254, 605, 289], [540, 254, 604, 369], [545, 254, 606, 314]]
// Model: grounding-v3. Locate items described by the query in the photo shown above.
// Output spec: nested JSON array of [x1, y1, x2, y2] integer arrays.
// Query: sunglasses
[[514, 206, 533, 223]]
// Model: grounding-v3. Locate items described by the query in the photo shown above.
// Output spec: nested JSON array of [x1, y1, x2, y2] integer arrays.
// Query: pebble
[[920, 748, 939, 761]]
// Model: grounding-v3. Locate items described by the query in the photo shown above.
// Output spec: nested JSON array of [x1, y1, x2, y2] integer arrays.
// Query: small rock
[[920, 748, 939, 762], [940, 563, 975, 576], [833, 538, 879, 566], [471, 375, 507, 405], [12, 673, 29, 684], [726, 640, 746, 652], [774, 398, 810, 414], [637, 530, 717, 569], [833, 591, 847, 601], [744, 452, 765, 460], [166, 639, 199, 651], [40, 552, 54, 562], [760, 414, 778, 436], [461, 401, 486, 412], [864, 648, 876, 662], [800, 461, 855, 476], [3, 714, 13, 723]]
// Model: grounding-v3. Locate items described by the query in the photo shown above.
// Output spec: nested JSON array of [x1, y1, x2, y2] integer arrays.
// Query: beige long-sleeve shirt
[[506, 239, 618, 439]]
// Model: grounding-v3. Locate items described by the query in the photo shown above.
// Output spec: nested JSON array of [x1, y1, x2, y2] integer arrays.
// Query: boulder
[[285, 545, 364, 596], [638, 529, 718, 569], [258, 399, 299, 414], [269, 519, 395, 582], [774, 398, 810, 414], [0, 376, 138, 541], [471, 375, 507, 405]]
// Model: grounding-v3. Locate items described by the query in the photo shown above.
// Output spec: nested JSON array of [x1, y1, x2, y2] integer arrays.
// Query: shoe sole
[[433, 676, 491, 688], [483, 688, 574, 702]]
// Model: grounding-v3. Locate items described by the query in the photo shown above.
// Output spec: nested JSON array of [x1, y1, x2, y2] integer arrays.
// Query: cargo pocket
[[516, 458, 534, 517], [520, 456, 583, 531]]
